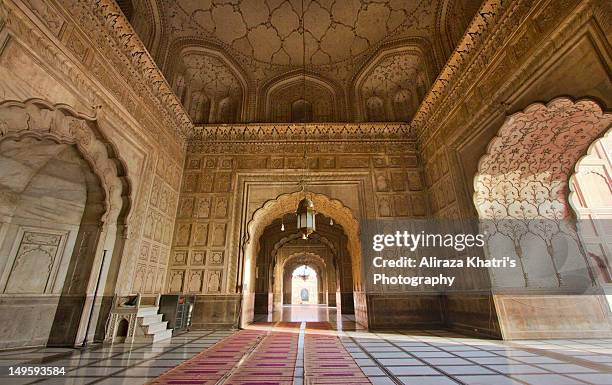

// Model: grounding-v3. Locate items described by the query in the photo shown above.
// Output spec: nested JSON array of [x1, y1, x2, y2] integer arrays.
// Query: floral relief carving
[[475, 99, 611, 221], [474, 98, 611, 288]]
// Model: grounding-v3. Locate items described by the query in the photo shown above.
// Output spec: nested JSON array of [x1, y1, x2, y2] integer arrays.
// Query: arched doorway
[[0, 99, 131, 348], [241, 191, 365, 327], [290, 265, 318, 305], [473, 97, 612, 338], [252, 213, 351, 322], [282, 253, 328, 307]]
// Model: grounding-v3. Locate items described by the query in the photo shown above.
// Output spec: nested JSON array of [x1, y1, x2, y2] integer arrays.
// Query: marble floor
[[0, 330, 234, 384], [0, 306, 610, 385]]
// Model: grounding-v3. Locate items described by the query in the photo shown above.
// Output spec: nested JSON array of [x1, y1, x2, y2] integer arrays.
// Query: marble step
[[136, 306, 159, 317], [140, 314, 163, 325], [144, 320, 168, 334], [151, 329, 173, 343]]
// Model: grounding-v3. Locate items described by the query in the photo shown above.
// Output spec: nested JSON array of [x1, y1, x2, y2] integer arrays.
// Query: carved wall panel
[[206, 270, 222, 293], [131, 151, 181, 294], [474, 99, 612, 288], [168, 269, 185, 292], [187, 270, 203, 293], [423, 132, 455, 218], [171, 126, 423, 297], [4, 231, 65, 294], [192, 223, 209, 247], [191, 250, 206, 266]]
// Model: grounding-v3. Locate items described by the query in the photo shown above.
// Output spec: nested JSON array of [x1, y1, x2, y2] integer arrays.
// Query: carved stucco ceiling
[[361, 53, 422, 96], [182, 52, 242, 98], [167, 0, 434, 68], [125, 0, 483, 122]]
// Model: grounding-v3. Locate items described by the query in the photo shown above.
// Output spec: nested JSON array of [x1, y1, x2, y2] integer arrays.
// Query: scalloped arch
[[473, 97, 611, 220], [568, 128, 612, 218], [244, 191, 362, 289], [283, 251, 327, 270], [271, 232, 338, 262], [0, 98, 132, 227]]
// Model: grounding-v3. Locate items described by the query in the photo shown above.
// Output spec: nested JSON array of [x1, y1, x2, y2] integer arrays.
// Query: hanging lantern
[[297, 265, 310, 281], [296, 197, 316, 239]]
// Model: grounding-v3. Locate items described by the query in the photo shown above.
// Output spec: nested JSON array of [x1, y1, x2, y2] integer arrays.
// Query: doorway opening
[[291, 265, 318, 305]]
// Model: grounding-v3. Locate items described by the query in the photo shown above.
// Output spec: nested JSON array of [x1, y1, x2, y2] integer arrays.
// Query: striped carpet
[[223, 322, 299, 385], [147, 321, 370, 384], [304, 322, 372, 384], [147, 329, 266, 385]]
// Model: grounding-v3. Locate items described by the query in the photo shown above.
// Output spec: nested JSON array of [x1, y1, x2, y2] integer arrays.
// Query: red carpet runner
[[304, 322, 372, 384], [223, 322, 299, 385], [147, 322, 370, 384], [147, 329, 266, 385]]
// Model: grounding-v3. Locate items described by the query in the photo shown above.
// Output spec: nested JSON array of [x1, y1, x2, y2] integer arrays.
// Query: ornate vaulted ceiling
[[121, 0, 483, 124]]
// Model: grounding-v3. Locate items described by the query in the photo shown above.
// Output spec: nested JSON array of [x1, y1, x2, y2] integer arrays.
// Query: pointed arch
[[241, 191, 365, 326]]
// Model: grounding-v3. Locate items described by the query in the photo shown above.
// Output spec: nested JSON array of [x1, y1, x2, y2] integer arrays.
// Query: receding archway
[[241, 191, 365, 327], [290, 265, 318, 305], [281, 252, 327, 307]]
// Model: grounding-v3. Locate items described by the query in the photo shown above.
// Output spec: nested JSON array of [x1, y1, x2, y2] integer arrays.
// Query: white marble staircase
[[136, 306, 172, 342]]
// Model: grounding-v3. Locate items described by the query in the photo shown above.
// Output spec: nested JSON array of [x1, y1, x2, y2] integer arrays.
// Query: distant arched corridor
[[1, 0, 612, 384], [290, 265, 317, 305]]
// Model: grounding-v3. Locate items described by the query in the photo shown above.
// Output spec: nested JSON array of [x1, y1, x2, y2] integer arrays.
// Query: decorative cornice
[[411, 0, 592, 146], [0, 0, 186, 161], [409, 0, 509, 140], [69, 0, 193, 140], [190, 122, 415, 143]]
